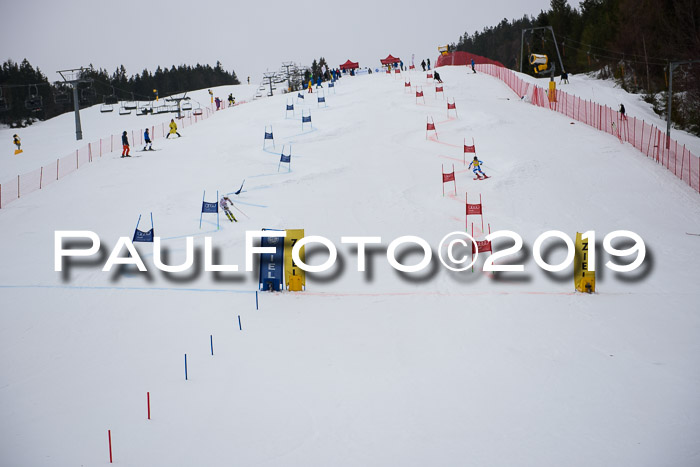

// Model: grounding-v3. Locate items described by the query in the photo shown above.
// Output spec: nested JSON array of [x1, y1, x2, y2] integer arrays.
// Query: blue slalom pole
[[184, 354, 188, 380], [210, 335, 213, 356], [199, 190, 205, 229], [255, 291, 258, 310], [216, 190, 219, 230], [238, 315, 242, 331]]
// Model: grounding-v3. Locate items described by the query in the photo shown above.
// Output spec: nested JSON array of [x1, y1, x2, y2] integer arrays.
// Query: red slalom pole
[[147, 392, 151, 420], [108, 430, 113, 463]]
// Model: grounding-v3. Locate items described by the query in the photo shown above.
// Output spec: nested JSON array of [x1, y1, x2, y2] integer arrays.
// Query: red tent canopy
[[340, 60, 359, 70], [380, 54, 401, 65]]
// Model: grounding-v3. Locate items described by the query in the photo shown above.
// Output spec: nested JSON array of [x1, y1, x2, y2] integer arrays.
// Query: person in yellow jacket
[[307, 80, 313, 93], [166, 119, 181, 138], [13, 134, 22, 154]]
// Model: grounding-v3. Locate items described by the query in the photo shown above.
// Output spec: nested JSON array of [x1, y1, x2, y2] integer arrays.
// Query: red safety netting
[[436, 51, 504, 68], [0, 102, 239, 209], [476, 63, 700, 194]]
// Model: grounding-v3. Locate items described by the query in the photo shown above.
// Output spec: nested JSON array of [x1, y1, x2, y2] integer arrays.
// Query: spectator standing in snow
[[619, 103, 627, 120], [121, 131, 130, 157], [215, 97, 221, 110], [471, 58, 476, 73], [427, 58, 431, 70], [143, 128, 153, 151], [560, 71, 569, 84], [421, 59, 426, 71], [166, 119, 181, 138], [12, 134, 21, 154]]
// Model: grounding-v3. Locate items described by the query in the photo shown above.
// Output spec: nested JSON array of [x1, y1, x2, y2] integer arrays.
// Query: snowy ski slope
[[0, 66, 699, 467]]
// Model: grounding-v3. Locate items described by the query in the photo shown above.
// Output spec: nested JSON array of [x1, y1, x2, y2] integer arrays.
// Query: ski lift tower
[[57, 67, 93, 141], [263, 72, 278, 97], [165, 92, 190, 119], [281, 61, 295, 92]]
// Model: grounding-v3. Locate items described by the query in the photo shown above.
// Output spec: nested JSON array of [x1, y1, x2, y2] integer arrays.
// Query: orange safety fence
[[477, 63, 700, 194], [1, 101, 244, 209]]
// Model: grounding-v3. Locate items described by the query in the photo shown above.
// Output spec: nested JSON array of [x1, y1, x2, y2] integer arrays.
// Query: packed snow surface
[[1, 66, 699, 467]]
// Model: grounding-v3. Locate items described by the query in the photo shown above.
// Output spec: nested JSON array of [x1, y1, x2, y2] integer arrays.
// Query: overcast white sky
[[1, 0, 554, 85]]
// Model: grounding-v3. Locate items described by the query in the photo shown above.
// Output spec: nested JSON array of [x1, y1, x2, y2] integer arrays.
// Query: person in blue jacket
[[468, 156, 488, 179], [471, 58, 476, 73], [316, 76, 322, 88], [143, 128, 153, 151]]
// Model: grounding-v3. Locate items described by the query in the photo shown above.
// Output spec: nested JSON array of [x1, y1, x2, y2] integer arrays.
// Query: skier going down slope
[[220, 196, 237, 222], [468, 156, 489, 180]]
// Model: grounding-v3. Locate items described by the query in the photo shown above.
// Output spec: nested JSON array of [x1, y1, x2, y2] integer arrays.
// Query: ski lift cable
[[558, 34, 671, 63], [560, 42, 668, 67]]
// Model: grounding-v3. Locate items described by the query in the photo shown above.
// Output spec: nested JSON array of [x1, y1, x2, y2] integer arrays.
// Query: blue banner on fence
[[202, 201, 218, 213], [259, 233, 285, 291], [133, 228, 154, 243]]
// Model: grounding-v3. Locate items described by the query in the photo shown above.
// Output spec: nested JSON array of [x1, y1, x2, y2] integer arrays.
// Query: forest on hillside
[[452, 0, 700, 134], [0, 60, 240, 127]]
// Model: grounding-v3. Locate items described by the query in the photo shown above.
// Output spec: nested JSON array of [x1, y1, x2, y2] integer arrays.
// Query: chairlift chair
[[80, 85, 96, 105], [123, 93, 138, 110], [181, 99, 193, 111], [119, 103, 132, 115], [104, 90, 119, 105], [0, 88, 9, 112], [54, 86, 71, 105], [25, 84, 43, 111], [154, 102, 170, 114], [136, 102, 152, 116], [192, 104, 203, 116], [100, 91, 116, 113]]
